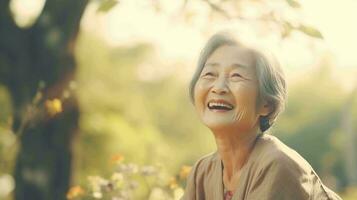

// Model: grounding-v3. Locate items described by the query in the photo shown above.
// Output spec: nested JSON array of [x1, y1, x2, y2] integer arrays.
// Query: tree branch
[[28, 0, 89, 87], [32, 0, 89, 46], [0, 0, 11, 23], [202, 0, 231, 19], [0, 0, 12, 85], [0, 0, 26, 86]]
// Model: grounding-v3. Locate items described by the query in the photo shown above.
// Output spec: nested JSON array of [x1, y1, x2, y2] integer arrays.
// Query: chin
[[203, 119, 234, 131]]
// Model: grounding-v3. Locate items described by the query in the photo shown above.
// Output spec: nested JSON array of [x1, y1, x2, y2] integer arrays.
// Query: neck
[[213, 127, 259, 181]]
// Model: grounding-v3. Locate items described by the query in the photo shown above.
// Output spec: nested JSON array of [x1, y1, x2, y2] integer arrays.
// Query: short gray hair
[[189, 31, 287, 132]]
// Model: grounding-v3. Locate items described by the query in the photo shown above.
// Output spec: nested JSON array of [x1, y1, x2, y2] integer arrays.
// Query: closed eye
[[202, 72, 215, 77], [231, 73, 242, 77]]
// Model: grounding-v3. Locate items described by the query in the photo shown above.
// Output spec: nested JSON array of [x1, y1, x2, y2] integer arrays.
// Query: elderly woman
[[182, 31, 341, 200]]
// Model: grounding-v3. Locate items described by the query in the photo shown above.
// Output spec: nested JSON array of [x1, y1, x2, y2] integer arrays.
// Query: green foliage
[[2, 30, 354, 198], [73, 32, 215, 191], [0, 86, 12, 126], [0, 86, 14, 173], [1, 0, 352, 199], [67, 159, 187, 200], [281, 21, 323, 39], [97, 0, 119, 13], [286, 0, 301, 8], [71, 30, 357, 198], [341, 187, 357, 200], [298, 24, 324, 39], [0, 86, 16, 200], [274, 65, 355, 190]]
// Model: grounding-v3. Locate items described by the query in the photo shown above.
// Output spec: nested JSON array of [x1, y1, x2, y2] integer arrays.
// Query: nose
[[212, 76, 228, 95]]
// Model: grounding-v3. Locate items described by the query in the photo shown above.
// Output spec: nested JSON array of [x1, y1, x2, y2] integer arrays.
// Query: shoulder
[[254, 134, 313, 175], [245, 134, 315, 199], [181, 152, 219, 200], [247, 134, 343, 200], [253, 134, 314, 188]]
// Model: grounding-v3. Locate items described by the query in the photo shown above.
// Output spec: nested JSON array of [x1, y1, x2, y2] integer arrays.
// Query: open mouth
[[207, 100, 234, 111]]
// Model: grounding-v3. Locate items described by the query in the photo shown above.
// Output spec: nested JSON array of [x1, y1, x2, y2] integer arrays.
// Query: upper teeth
[[208, 102, 233, 109]]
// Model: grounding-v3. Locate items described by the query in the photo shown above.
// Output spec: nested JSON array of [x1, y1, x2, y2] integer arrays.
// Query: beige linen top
[[181, 134, 342, 200]]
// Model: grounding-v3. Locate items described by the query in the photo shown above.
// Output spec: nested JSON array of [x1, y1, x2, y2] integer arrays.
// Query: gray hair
[[189, 31, 287, 132]]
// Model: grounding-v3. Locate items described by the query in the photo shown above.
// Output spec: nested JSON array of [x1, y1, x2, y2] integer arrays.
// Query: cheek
[[232, 86, 259, 113], [232, 107, 248, 121], [193, 81, 210, 108]]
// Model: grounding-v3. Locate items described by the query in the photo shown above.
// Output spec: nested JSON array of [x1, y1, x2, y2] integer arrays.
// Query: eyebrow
[[204, 62, 248, 69]]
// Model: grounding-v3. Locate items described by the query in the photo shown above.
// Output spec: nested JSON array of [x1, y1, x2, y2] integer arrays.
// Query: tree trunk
[[0, 0, 88, 199]]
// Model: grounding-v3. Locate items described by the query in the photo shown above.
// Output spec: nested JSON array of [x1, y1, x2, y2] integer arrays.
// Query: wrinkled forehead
[[204, 44, 258, 74]]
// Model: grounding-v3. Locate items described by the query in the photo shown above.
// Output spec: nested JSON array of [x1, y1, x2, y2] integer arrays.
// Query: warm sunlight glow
[[301, 0, 357, 68], [80, 0, 357, 89]]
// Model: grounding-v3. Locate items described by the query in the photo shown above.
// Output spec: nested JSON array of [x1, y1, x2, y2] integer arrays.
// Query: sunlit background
[[1, 0, 357, 199]]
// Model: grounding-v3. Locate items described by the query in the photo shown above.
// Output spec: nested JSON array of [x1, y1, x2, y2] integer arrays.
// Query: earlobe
[[259, 102, 272, 117]]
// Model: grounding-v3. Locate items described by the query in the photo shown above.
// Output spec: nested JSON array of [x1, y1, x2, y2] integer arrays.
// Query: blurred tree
[[0, 0, 324, 199], [0, 0, 88, 199], [274, 65, 356, 190]]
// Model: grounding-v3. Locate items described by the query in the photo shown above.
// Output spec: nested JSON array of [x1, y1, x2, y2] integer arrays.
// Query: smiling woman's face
[[194, 45, 269, 133]]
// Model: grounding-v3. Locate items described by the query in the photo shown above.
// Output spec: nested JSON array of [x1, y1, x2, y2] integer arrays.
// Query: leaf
[[281, 21, 293, 38], [298, 24, 324, 39], [97, 0, 119, 13], [286, 0, 301, 8]]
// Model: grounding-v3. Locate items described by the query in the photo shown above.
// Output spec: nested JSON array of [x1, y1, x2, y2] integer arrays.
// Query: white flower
[[0, 174, 15, 198], [173, 188, 184, 200], [111, 172, 124, 182], [93, 191, 103, 199], [116, 163, 138, 174], [140, 165, 157, 176]]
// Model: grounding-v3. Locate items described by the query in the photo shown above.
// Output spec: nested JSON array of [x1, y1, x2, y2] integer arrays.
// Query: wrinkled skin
[[194, 45, 270, 135]]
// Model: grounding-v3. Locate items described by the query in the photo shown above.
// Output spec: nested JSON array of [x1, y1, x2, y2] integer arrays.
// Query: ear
[[258, 100, 272, 117]]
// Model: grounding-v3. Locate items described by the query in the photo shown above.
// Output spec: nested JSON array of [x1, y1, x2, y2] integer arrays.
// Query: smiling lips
[[207, 99, 234, 111]]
